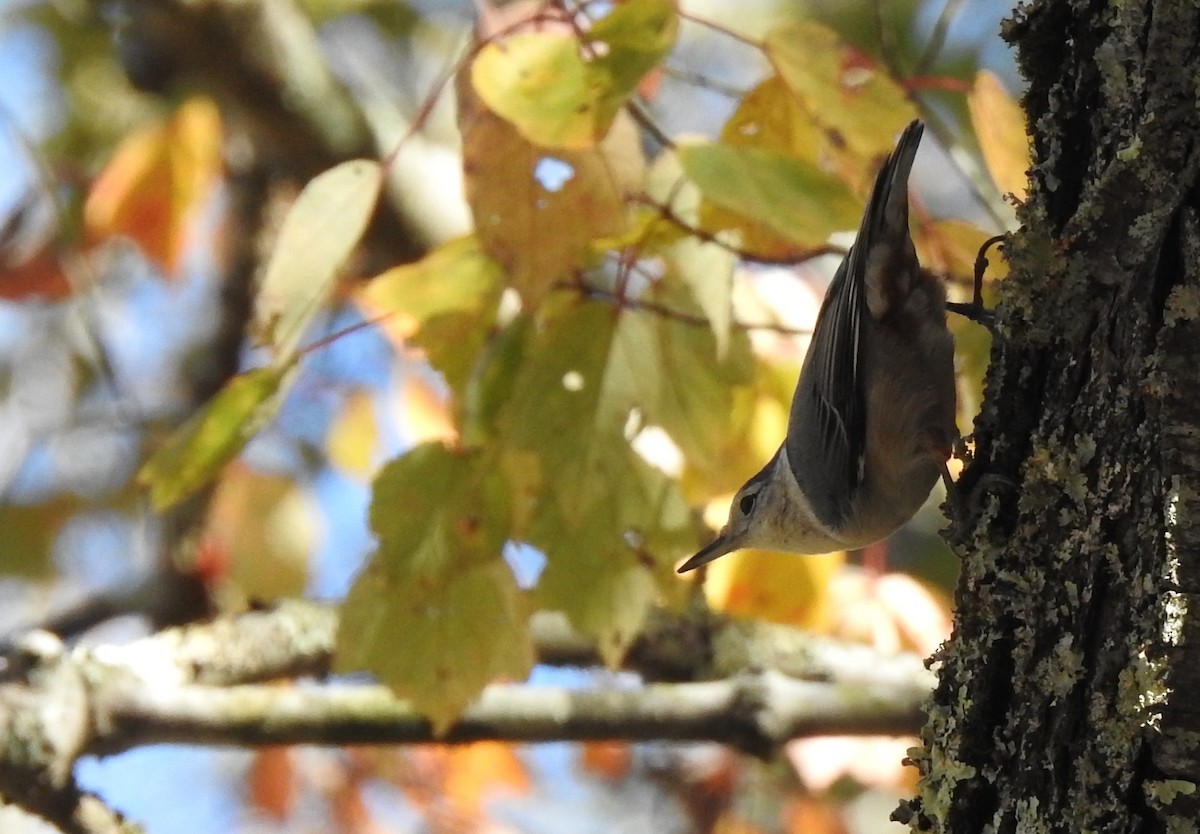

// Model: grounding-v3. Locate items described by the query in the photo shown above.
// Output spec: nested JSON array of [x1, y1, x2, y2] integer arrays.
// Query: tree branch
[[91, 672, 925, 760]]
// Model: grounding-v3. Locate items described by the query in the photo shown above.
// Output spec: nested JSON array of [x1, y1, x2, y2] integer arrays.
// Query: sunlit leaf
[[501, 298, 751, 524], [327, 390, 381, 481], [357, 236, 503, 392], [139, 365, 295, 511], [254, 159, 384, 363], [335, 443, 532, 732], [396, 375, 457, 445], [208, 465, 320, 601], [532, 444, 693, 664], [460, 79, 638, 304], [765, 20, 917, 161], [248, 747, 295, 821], [679, 142, 861, 249], [701, 76, 848, 261], [0, 246, 72, 301], [84, 96, 223, 274], [470, 0, 677, 149], [698, 546, 843, 630], [441, 743, 531, 814], [968, 70, 1030, 200]]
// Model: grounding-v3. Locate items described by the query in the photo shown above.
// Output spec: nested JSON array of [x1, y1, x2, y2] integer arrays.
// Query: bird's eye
[[739, 493, 757, 515]]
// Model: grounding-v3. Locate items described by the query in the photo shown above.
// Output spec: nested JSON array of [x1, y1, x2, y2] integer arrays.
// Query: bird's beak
[[677, 530, 740, 573]]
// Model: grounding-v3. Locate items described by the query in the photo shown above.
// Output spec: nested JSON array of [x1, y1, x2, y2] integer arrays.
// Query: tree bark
[[898, 1, 1200, 831]]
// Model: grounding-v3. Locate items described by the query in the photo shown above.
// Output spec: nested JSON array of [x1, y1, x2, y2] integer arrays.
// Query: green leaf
[[337, 558, 531, 734], [470, 0, 677, 149], [532, 445, 693, 664], [764, 20, 917, 161], [138, 365, 294, 511], [500, 296, 751, 523], [471, 33, 597, 150], [678, 142, 861, 248], [668, 236, 735, 358], [254, 159, 384, 363], [0, 499, 80, 577], [358, 236, 504, 392], [335, 443, 532, 732]]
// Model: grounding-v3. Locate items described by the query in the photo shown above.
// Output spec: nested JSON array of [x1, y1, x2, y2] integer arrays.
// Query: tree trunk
[[897, 1, 1200, 831]]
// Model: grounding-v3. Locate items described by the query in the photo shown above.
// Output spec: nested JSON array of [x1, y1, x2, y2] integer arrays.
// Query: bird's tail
[[857, 120, 923, 319]]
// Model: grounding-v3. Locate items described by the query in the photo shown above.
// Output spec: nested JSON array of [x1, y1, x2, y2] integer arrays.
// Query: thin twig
[[915, 0, 966, 76], [558, 278, 812, 336]]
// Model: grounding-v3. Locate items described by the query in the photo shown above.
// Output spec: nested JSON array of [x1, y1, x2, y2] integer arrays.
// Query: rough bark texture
[[897, 1, 1200, 831]]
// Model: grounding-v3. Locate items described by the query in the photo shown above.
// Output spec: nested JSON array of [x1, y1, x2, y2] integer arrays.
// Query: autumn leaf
[[357, 236, 504, 393], [84, 97, 223, 274], [679, 141, 861, 250], [764, 20, 917, 162], [459, 78, 639, 304], [139, 365, 296, 511], [698, 546, 844, 631], [254, 159, 384, 364], [207, 464, 320, 602], [968, 70, 1031, 200], [470, 0, 677, 149], [335, 443, 533, 732]]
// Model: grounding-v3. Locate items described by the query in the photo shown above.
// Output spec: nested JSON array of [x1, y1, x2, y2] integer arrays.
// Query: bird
[[678, 120, 957, 573]]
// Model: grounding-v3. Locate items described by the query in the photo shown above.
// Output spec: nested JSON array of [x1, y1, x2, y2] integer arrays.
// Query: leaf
[[459, 84, 637, 304], [335, 443, 532, 733], [395, 375, 457, 445], [441, 743, 531, 814], [471, 32, 596, 150], [968, 70, 1030, 200], [531, 444, 693, 664], [501, 297, 752, 523], [248, 748, 295, 821], [357, 236, 504, 393], [700, 76, 835, 261], [208, 465, 320, 601], [764, 20, 917, 161], [0, 498, 80, 577], [254, 159, 383, 363], [0, 246, 72, 301], [679, 142, 861, 249], [326, 390, 381, 481], [700, 547, 844, 631], [668, 236, 735, 359], [84, 97, 223, 274], [139, 365, 295, 511], [470, 0, 677, 149]]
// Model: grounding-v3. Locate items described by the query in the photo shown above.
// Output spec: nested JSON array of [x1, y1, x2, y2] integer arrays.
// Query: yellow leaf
[[327, 390, 381, 481], [968, 70, 1031, 200], [470, 0, 677, 149], [84, 97, 223, 274], [357, 236, 503, 392], [764, 21, 917, 162], [459, 78, 639, 303], [699, 545, 844, 631], [208, 465, 320, 602], [397, 375, 457, 445], [254, 160, 384, 364]]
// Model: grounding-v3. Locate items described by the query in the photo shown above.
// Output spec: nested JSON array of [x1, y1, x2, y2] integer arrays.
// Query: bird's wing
[[786, 120, 924, 531]]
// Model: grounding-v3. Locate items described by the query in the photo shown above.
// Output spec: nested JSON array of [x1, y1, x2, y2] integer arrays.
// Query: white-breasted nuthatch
[[678, 120, 957, 573]]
